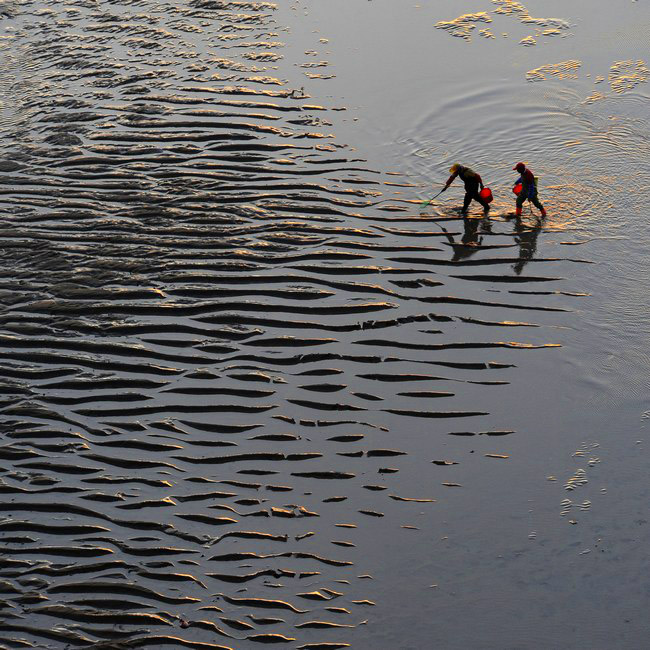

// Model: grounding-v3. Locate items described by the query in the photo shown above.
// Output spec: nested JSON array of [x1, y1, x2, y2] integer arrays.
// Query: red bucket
[[479, 187, 493, 204], [513, 183, 522, 196]]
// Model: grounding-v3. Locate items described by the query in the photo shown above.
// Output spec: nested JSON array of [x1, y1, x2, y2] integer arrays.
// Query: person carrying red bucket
[[512, 162, 546, 217], [442, 163, 492, 217]]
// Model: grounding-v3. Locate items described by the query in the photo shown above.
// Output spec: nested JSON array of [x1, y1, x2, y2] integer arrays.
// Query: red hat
[[513, 162, 526, 171]]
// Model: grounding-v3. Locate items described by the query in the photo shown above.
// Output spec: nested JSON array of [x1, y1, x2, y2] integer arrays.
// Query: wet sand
[[0, 1, 648, 648]]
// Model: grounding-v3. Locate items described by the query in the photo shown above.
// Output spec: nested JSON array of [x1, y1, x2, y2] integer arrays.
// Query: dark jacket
[[516, 168, 537, 198], [446, 165, 483, 191]]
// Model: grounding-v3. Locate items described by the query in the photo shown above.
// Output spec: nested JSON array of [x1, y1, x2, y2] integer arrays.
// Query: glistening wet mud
[[1, 1, 648, 649]]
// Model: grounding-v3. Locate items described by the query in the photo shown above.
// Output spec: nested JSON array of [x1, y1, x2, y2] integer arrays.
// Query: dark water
[[0, 1, 648, 648]]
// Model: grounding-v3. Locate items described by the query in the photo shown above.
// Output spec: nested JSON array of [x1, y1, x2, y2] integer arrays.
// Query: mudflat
[[0, 1, 647, 648]]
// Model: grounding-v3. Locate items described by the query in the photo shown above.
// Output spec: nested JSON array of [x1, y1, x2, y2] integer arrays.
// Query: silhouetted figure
[[512, 162, 546, 217], [442, 163, 490, 216]]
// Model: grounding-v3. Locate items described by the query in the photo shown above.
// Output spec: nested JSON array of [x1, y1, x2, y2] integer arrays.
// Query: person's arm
[[477, 174, 484, 190], [443, 171, 458, 190]]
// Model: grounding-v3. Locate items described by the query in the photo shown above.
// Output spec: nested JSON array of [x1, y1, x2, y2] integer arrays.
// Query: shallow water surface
[[0, 1, 648, 648]]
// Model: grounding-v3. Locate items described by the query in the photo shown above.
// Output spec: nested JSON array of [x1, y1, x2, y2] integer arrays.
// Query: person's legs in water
[[467, 190, 490, 215], [475, 191, 490, 215], [462, 180, 487, 215], [515, 193, 526, 216], [530, 192, 546, 216], [461, 191, 472, 215]]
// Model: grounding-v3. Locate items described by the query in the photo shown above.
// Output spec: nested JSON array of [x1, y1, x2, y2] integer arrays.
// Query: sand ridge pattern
[[436, 0, 570, 44], [0, 1, 588, 648]]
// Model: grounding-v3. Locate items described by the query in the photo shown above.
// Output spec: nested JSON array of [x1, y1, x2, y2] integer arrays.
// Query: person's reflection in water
[[510, 213, 542, 275], [441, 215, 492, 262]]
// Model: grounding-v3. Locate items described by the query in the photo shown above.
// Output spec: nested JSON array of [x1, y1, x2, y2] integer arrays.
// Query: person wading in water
[[442, 163, 490, 216], [513, 162, 546, 217]]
